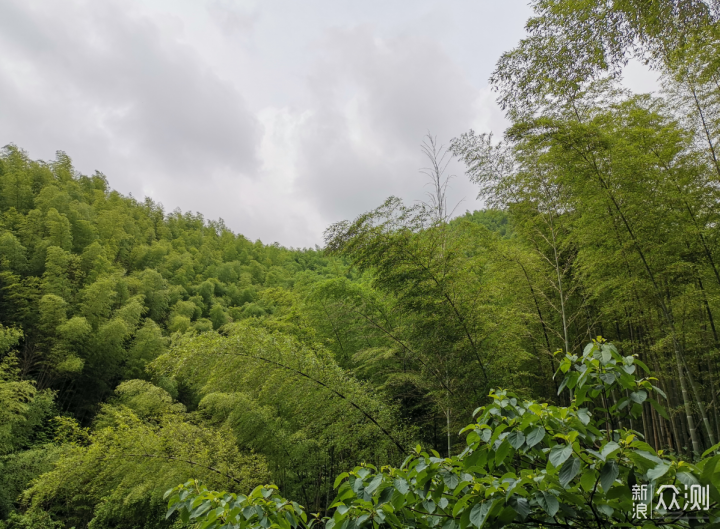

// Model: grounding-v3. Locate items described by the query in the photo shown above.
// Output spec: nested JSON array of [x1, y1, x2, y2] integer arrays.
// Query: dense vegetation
[[3, 0, 720, 527], [165, 341, 720, 528]]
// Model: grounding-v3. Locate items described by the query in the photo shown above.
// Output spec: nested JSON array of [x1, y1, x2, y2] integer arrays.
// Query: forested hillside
[[3, 1, 720, 528]]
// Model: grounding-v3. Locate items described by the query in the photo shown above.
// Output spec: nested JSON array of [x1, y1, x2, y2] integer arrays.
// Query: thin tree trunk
[[682, 354, 717, 447], [651, 405, 661, 450], [668, 377, 687, 455], [708, 357, 720, 443], [688, 83, 720, 182], [446, 406, 451, 458], [581, 138, 704, 455], [548, 214, 570, 355], [641, 404, 650, 447], [673, 338, 703, 454]]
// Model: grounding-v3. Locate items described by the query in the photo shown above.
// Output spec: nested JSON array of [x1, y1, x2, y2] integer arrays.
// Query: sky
[[0, 0, 659, 247]]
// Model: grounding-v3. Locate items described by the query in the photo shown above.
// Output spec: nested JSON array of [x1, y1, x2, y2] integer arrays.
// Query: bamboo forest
[[4, 1, 720, 528]]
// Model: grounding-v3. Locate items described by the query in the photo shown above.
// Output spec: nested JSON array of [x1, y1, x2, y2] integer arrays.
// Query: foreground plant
[[166, 340, 720, 528]]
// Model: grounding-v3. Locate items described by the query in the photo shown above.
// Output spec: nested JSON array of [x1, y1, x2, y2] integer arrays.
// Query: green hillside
[[4, 1, 720, 527]]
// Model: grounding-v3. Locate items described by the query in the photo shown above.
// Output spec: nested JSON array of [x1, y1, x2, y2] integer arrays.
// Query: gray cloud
[[207, 0, 258, 37], [293, 27, 483, 221], [0, 0, 541, 246], [0, 0, 260, 181]]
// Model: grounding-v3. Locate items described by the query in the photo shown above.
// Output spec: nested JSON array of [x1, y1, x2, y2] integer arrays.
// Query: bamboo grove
[[2, 1, 720, 528]]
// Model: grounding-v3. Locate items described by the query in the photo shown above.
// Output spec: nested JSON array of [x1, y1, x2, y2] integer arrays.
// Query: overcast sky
[[0, 0, 658, 247]]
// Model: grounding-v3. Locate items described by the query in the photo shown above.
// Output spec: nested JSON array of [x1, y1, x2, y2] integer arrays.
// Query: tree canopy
[[3, 0, 720, 527]]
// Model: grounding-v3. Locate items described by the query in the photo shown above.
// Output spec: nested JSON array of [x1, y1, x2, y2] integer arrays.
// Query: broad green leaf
[[599, 460, 619, 492], [634, 450, 662, 465], [365, 475, 383, 495], [378, 486, 394, 504], [538, 491, 559, 517], [391, 490, 406, 510], [606, 484, 630, 501], [601, 346, 612, 364], [443, 473, 459, 489], [393, 478, 409, 495], [647, 463, 670, 481], [702, 442, 720, 458], [334, 483, 355, 502], [557, 375, 570, 395], [469, 500, 495, 528], [599, 372, 615, 385], [629, 391, 647, 404], [442, 519, 457, 529], [600, 442, 620, 460], [463, 450, 483, 469], [559, 456, 581, 488], [508, 496, 530, 519], [489, 424, 508, 445], [676, 472, 699, 487], [459, 503, 472, 529], [702, 455, 720, 483], [506, 431, 525, 450], [497, 506, 517, 524], [525, 426, 546, 448], [651, 385, 667, 399], [453, 494, 473, 517], [577, 408, 591, 426], [495, 439, 512, 466], [597, 504, 613, 516], [549, 444, 573, 467], [334, 472, 349, 489], [616, 397, 630, 411], [580, 471, 597, 492], [634, 359, 650, 373]]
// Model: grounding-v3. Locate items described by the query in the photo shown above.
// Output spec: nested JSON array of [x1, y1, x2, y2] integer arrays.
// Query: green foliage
[[0, 332, 37, 455], [491, 0, 719, 118], [0, 146, 334, 417], [452, 83, 720, 456], [8, 2, 720, 525], [452, 210, 512, 239], [167, 340, 720, 528], [150, 322, 412, 510], [0, 446, 65, 520], [0, 509, 63, 529], [22, 381, 269, 529], [164, 481, 312, 529], [0, 323, 22, 357], [0, 324, 60, 520], [324, 199, 528, 450]]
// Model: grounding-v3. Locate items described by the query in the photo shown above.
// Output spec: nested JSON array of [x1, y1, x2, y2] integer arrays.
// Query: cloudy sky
[[0, 1, 658, 247]]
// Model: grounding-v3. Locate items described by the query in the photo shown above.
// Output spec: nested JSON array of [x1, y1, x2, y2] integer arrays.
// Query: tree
[[491, 0, 720, 119], [325, 197, 527, 455], [20, 380, 268, 529], [166, 339, 720, 529], [454, 87, 720, 456], [149, 322, 411, 512]]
